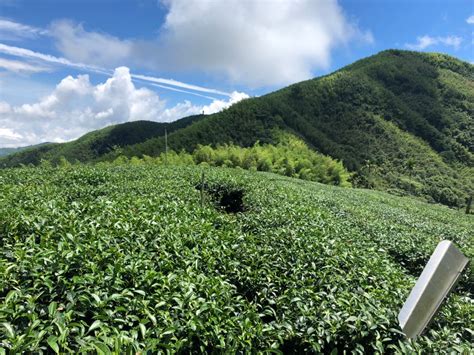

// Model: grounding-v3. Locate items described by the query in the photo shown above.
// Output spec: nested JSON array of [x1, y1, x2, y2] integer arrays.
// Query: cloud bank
[[50, 20, 132, 68], [0, 1, 373, 146], [1, 1, 374, 87], [0, 67, 248, 147], [156, 0, 373, 86], [44, 0, 373, 87]]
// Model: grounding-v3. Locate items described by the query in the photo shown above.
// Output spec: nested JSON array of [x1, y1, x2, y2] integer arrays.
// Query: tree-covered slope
[[2, 50, 473, 206], [0, 115, 204, 167], [0, 147, 23, 157], [117, 50, 473, 206], [0, 143, 51, 158]]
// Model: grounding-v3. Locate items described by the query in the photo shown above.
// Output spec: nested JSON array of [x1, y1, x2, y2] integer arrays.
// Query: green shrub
[[0, 165, 471, 353]]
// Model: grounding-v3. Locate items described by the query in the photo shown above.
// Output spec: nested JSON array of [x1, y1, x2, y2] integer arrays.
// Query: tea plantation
[[0, 165, 472, 353]]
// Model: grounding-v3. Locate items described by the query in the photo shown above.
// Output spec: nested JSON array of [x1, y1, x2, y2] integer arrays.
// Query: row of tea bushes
[[0, 165, 472, 352]]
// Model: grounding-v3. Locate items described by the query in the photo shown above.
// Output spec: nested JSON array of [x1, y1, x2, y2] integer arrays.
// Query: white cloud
[[0, 66, 248, 147], [45, 0, 372, 87], [2, 2, 375, 87], [132, 73, 230, 96], [49, 20, 132, 68], [406, 35, 437, 50], [438, 35, 463, 49], [0, 42, 106, 72], [0, 102, 11, 114], [0, 43, 231, 96], [0, 18, 47, 40], [151, 0, 373, 86], [0, 57, 49, 73], [0, 128, 22, 143], [156, 91, 249, 121], [201, 91, 250, 114], [406, 35, 463, 50], [148, 83, 219, 100], [467, 15, 474, 24]]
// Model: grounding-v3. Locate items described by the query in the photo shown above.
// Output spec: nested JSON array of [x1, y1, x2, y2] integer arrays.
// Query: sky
[[0, 0, 473, 147]]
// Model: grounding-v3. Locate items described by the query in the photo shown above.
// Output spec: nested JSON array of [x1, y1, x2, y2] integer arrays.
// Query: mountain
[[0, 143, 51, 157], [0, 115, 204, 167], [0, 147, 22, 157], [1, 50, 473, 207]]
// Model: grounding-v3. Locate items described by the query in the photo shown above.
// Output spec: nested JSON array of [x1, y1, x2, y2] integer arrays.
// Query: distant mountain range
[[0, 147, 22, 157], [1, 50, 472, 207], [0, 143, 51, 157]]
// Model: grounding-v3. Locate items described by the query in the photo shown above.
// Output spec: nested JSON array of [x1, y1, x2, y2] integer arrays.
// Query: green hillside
[[2, 50, 473, 207], [0, 115, 204, 167], [0, 164, 472, 352], [0, 147, 22, 157], [0, 143, 51, 158]]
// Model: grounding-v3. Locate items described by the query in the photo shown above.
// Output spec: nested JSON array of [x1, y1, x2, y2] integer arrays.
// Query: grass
[[0, 164, 472, 353]]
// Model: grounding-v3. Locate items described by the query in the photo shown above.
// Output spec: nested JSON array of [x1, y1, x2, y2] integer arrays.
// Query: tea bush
[[0, 165, 472, 353]]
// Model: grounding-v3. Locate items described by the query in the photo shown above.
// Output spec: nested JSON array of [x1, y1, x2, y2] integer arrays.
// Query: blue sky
[[0, 0, 473, 147]]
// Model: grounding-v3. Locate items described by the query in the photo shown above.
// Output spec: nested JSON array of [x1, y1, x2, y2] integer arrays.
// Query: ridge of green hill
[[0, 143, 51, 157], [0, 115, 204, 167], [120, 50, 473, 207], [1, 50, 473, 206], [0, 147, 24, 157]]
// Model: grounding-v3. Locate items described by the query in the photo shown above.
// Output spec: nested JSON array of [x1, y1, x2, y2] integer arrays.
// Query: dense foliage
[[0, 148, 21, 158], [0, 164, 472, 353], [112, 134, 352, 187], [1, 50, 473, 207], [0, 143, 50, 158], [0, 116, 204, 167]]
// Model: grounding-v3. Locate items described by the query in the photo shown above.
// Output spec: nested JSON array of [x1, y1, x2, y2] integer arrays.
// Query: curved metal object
[[398, 240, 469, 339]]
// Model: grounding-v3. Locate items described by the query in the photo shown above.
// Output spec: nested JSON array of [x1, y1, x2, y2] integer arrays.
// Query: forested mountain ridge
[[1, 50, 473, 207], [0, 143, 51, 157], [0, 147, 22, 157], [0, 115, 204, 167]]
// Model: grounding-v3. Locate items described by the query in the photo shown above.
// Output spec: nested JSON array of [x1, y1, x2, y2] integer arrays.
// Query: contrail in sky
[[147, 83, 218, 100], [0, 43, 230, 98]]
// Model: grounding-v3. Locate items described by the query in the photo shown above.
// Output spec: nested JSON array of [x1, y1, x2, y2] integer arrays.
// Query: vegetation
[[0, 143, 51, 158], [0, 148, 21, 157], [0, 116, 204, 167], [0, 164, 472, 353], [1, 50, 473, 207], [111, 133, 352, 187]]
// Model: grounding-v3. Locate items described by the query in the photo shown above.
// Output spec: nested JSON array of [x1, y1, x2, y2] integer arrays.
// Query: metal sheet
[[398, 240, 469, 339]]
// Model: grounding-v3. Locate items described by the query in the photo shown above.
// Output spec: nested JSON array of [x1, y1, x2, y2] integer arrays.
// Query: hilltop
[[1, 50, 473, 207]]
